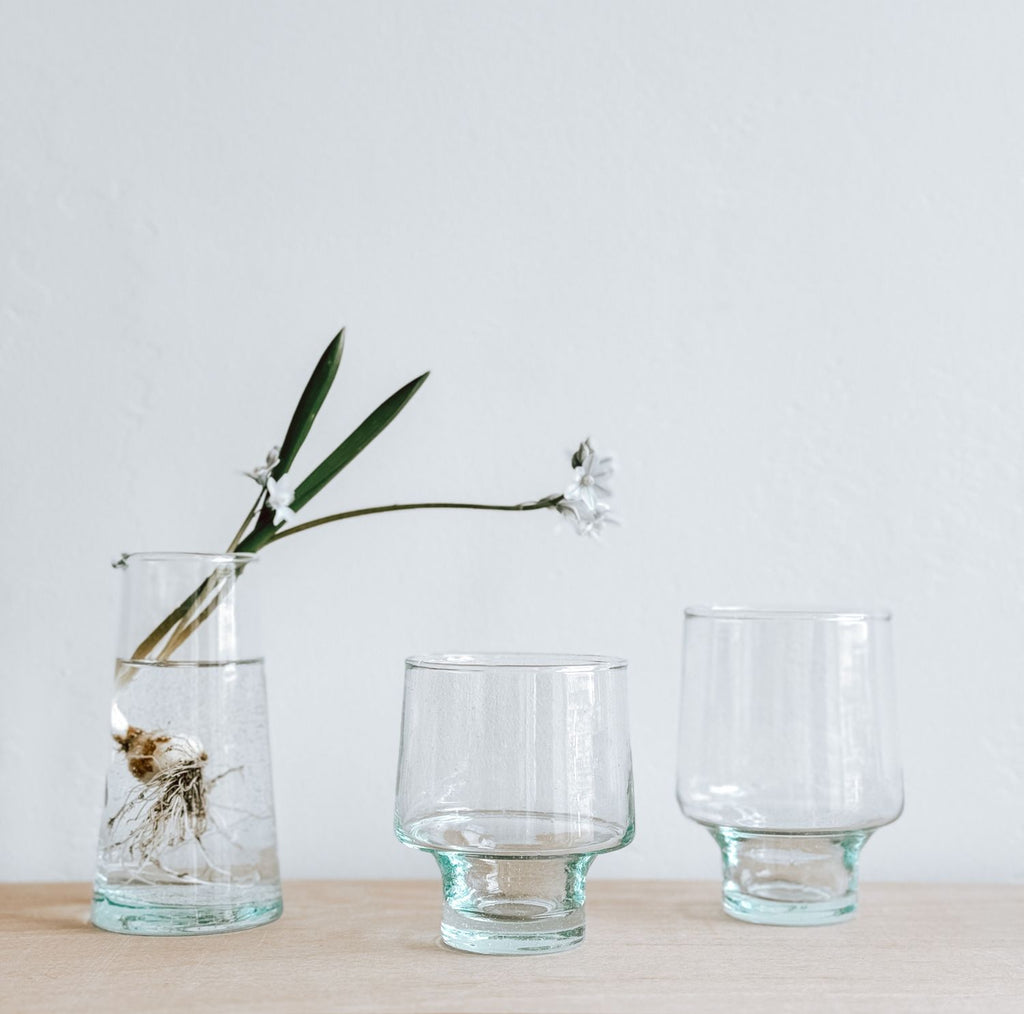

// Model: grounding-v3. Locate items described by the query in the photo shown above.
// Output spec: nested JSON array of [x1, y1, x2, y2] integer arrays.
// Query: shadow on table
[[674, 895, 726, 924], [2, 904, 95, 933]]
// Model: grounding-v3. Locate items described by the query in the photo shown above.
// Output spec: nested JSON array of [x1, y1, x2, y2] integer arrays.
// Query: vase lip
[[116, 550, 259, 565], [406, 652, 628, 672], [685, 605, 891, 622]]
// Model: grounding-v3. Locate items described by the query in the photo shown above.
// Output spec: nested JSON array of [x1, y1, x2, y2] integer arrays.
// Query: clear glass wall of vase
[[91, 552, 283, 935]]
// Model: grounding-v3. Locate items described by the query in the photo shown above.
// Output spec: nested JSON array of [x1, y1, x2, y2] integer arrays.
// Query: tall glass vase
[[91, 552, 283, 935]]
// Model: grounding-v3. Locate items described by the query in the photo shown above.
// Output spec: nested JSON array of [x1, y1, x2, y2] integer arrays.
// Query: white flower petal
[[267, 473, 296, 512], [559, 442, 619, 536], [273, 504, 297, 526]]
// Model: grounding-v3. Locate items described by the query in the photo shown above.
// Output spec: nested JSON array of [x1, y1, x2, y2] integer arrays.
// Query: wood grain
[[1, 881, 1021, 1013]]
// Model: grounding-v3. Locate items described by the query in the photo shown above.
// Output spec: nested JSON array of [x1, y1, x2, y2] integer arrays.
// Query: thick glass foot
[[90, 883, 283, 935], [433, 852, 593, 954], [712, 828, 871, 926]]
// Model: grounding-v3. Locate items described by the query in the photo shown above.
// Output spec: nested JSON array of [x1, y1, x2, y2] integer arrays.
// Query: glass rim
[[116, 551, 259, 565], [405, 652, 627, 672], [684, 605, 891, 622]]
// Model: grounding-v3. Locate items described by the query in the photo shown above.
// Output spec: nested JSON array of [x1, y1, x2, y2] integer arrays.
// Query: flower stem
[[268, 497, 562, 543], [227, 489, 267, 552], [119, 494, 562, 679], [137, 492, 264, 668]]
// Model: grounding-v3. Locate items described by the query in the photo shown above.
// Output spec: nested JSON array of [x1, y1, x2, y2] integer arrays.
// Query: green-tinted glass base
[[91, 883, 283, 936], [433, 852, 594, 955], [723, 888, 859, 926], [712, 827, 871, 926], [440, 899, 585, 954]]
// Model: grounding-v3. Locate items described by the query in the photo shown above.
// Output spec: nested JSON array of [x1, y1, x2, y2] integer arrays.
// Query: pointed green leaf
[[273, 329, 345, 479], [291, 371, 430, 512], [234, 523, 277, 556]]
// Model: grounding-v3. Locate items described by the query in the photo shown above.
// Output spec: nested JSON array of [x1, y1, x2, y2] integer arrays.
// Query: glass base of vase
[[722, 888, 858, 926], [711, 827, 871, 926], [440, 899, 585, 955], [433, 852, 593, 955], [91, 883, 283, 936]]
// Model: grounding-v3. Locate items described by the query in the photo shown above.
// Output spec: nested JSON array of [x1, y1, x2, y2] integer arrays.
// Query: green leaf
[[273, 329, 345, 479], [234, 523, 277, 556], [291, 371, 430, 512], [235, 367, 431, 556]]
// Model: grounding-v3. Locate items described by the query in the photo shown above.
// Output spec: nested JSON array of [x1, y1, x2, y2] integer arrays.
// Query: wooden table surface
[[1, 880, 1022, 1013]]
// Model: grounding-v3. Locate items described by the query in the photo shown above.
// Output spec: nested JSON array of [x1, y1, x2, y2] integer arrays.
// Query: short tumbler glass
[[677, 607, 903, 926], [395, 654, 634, 954]]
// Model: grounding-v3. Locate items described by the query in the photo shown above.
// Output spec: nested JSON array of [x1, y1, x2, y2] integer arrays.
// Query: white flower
[[266, 473, 297, 526], [564, 441, 615, 512], [555, 497, 620, 539], [245, 446, 281, 487], [555, 497, 586, 531], [575, 501, 620, 539]]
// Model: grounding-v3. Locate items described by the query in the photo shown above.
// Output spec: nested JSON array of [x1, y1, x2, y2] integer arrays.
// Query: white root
[[106, 726, 213, 868]]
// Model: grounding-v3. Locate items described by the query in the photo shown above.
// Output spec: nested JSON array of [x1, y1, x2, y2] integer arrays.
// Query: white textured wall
[[2, 1, 1023, 884]]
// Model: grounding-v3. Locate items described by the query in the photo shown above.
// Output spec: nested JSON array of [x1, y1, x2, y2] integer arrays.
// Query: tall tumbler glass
[[91, 552, 282, 935], [677, 607, 902, 926], [395, 654, 634, 954]]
